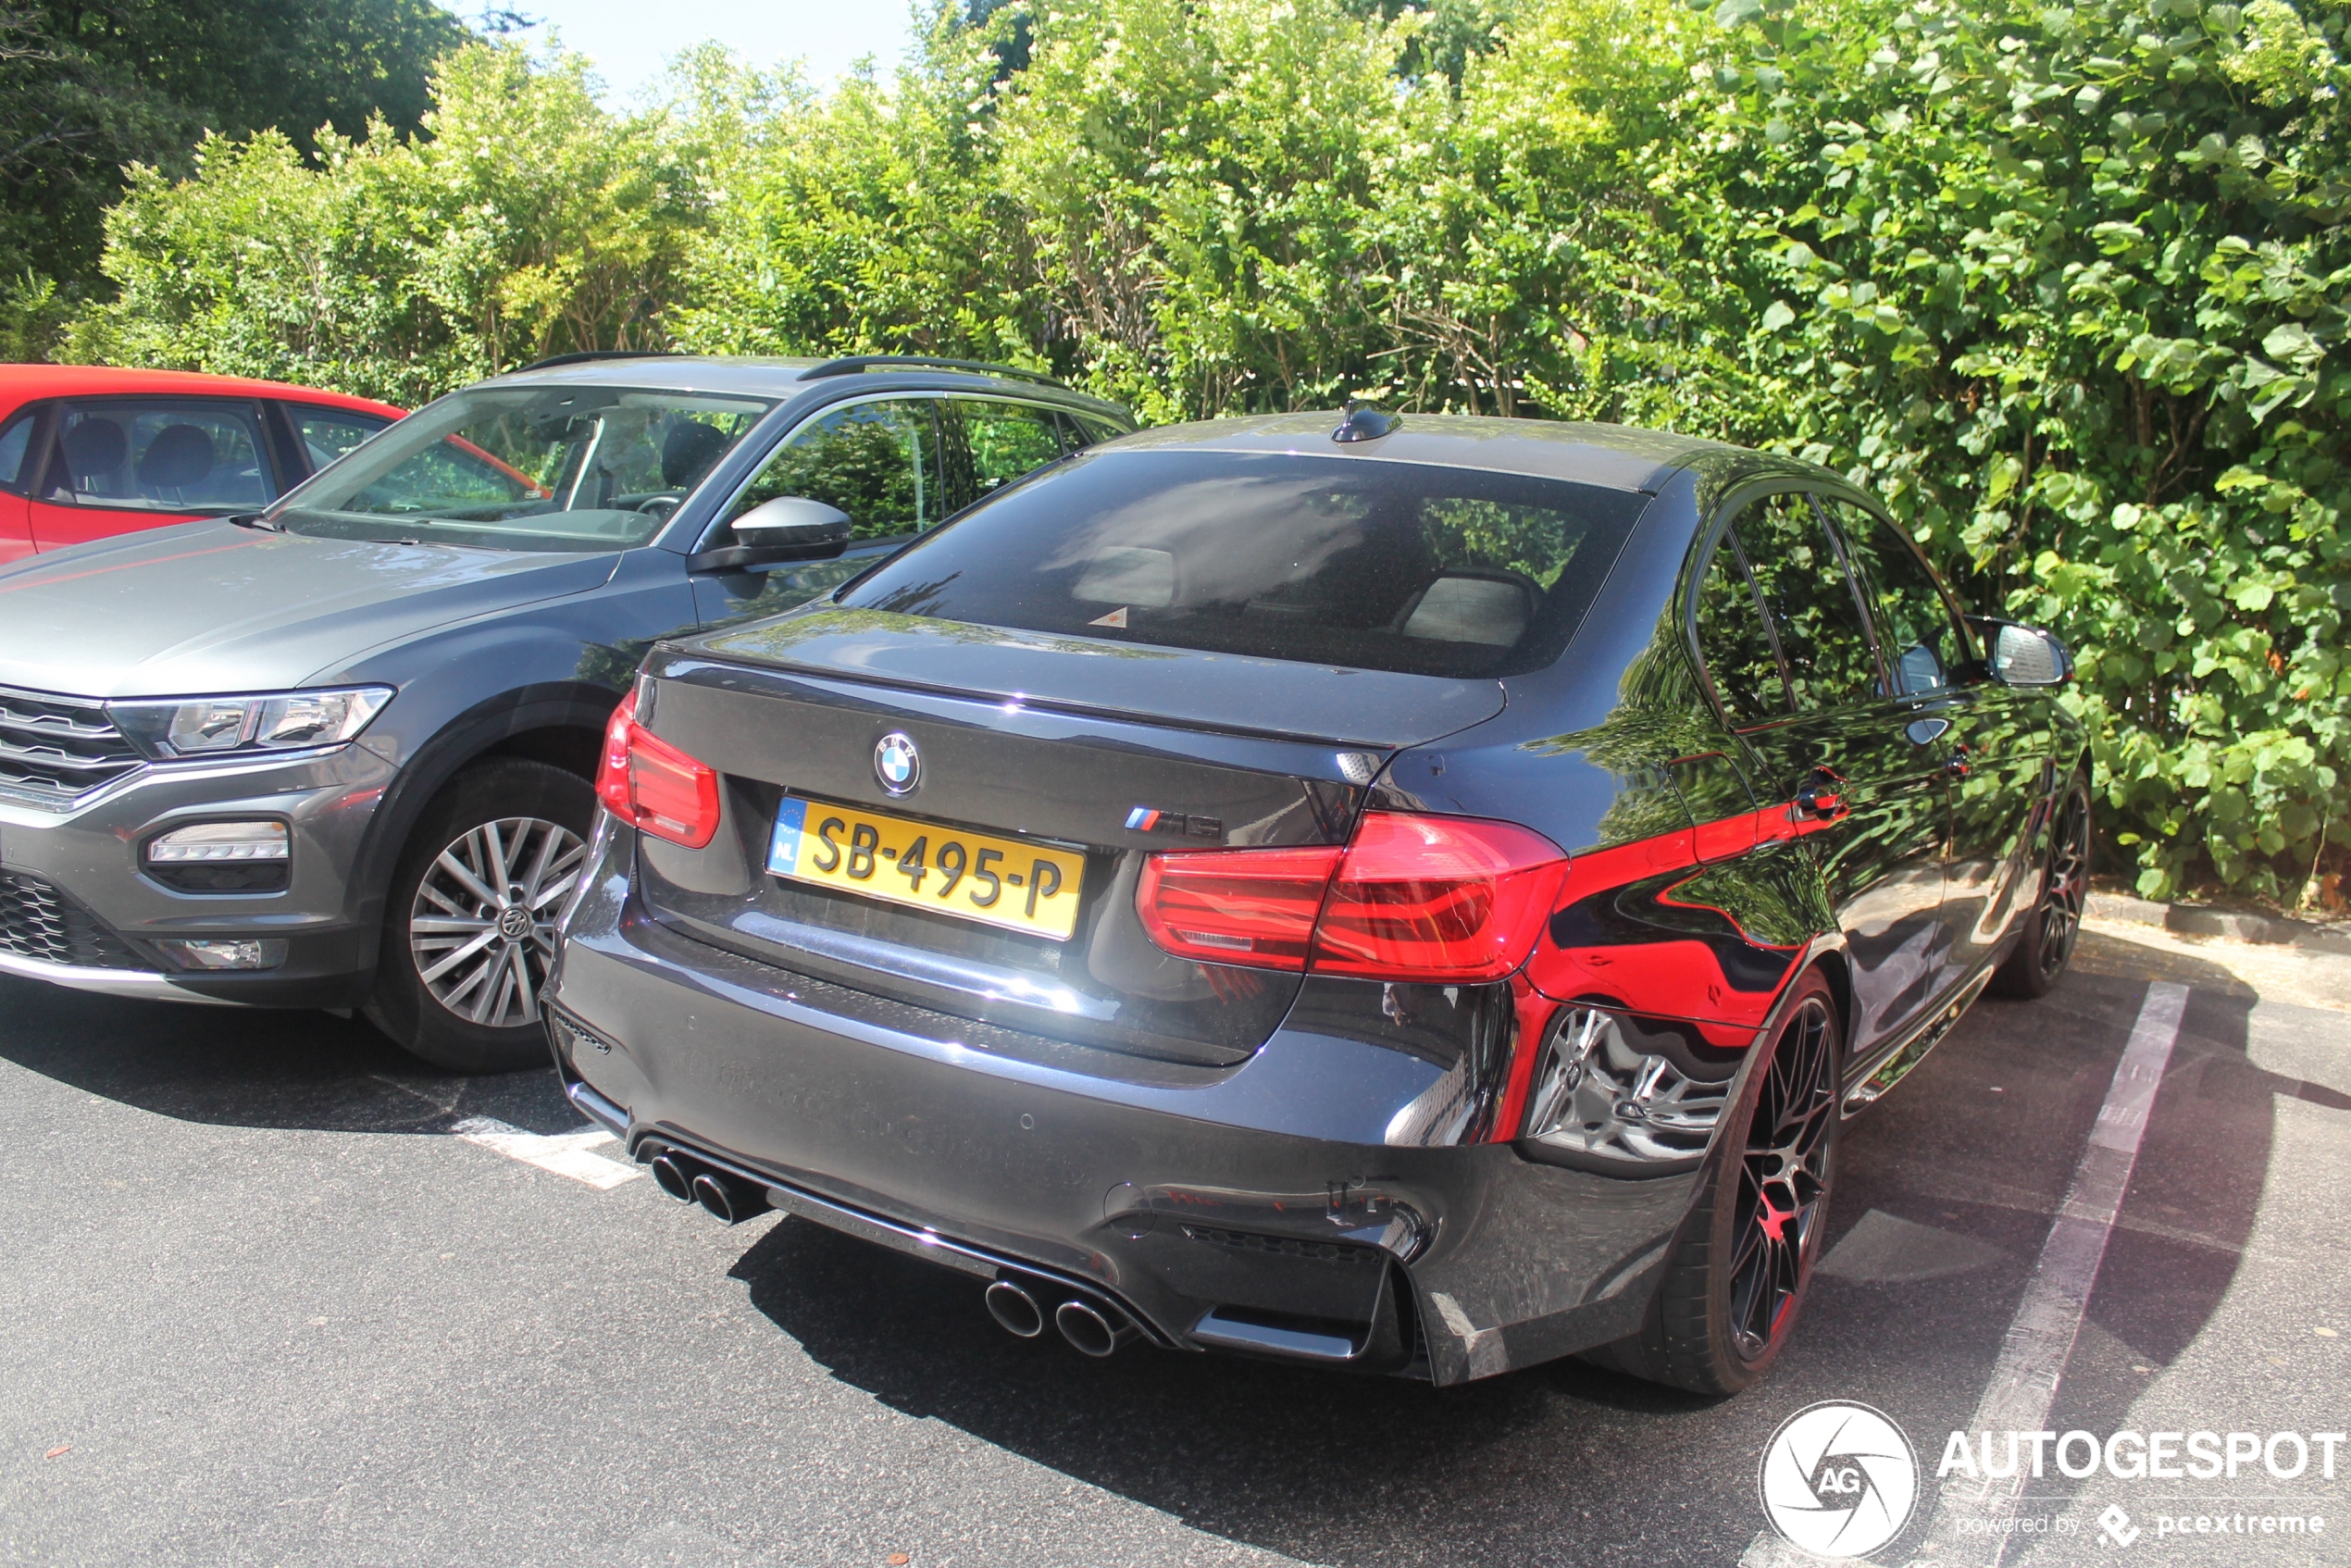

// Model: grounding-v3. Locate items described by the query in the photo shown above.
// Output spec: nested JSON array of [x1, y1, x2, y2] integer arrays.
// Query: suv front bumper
[[0, 741, 396, 1008]]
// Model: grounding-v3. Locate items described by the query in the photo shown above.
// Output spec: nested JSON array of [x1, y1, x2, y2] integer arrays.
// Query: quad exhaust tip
[[1054, 1298, 1139, 1358], [985, 1278, 1138, 1357], [647, 1150, 767, 1225], [649, 1151, 696, 1202], [984, 1280, 1045, 1338], [691, 1170, 765, 1225]]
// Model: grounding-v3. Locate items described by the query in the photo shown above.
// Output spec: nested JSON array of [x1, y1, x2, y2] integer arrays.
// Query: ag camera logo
[[1760, 1400, 1920, 1560]]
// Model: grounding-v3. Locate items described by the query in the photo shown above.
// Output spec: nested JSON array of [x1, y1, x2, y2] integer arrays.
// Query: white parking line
[[1738, 980, 2193, 1568], [450, 1114, 643, 1189], [1912, 978, 2191, 1562]]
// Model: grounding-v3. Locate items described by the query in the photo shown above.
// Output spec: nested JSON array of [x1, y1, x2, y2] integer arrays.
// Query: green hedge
[[67, 0, 2351, 906]]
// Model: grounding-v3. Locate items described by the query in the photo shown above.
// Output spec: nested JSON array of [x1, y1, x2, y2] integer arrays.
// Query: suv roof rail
[[800, 354, 1064, 389], [516, 350, 680, 372]]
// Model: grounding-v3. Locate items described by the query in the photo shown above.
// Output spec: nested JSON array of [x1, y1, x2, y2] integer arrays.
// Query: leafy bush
[[66, 0, 2351, 905], [1645, 0, 2351, 903], [75, 45, 702, 406]]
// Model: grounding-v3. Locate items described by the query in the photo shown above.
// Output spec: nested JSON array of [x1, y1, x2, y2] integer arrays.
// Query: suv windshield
[[268, 384, 774, 552], [836, 450, 1651, 678]]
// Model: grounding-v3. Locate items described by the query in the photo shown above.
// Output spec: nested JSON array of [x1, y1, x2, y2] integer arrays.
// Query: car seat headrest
[[662, 420, 730, 490], [138, 423, 217, 491], [62, 417, 129, 479]]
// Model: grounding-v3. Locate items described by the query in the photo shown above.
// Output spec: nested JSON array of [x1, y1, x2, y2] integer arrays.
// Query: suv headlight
[[109, 687, 393, 760]]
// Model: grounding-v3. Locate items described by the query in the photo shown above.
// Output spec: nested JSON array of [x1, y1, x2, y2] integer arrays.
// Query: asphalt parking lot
[[0, 927, 2344, 1568]]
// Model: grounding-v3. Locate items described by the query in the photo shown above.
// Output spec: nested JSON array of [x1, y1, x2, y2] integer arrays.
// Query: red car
[[0, 366, 404, 564]]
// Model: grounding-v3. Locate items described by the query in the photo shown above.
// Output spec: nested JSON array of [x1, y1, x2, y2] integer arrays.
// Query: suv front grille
[[0, 872, 142, 969], [0, 685, 144, 803]]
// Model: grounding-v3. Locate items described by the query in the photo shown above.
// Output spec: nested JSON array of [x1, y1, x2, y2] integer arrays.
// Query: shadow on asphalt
[[0, 973, 580, 1135], [717, 951, 2318, 1564]]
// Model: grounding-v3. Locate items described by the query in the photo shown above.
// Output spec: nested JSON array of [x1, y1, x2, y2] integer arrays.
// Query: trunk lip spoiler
[[649, 648, 1501, 754]]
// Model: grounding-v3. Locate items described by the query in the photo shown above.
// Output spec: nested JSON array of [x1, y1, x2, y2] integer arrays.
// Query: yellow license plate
[[765, 797, 1088, 940]]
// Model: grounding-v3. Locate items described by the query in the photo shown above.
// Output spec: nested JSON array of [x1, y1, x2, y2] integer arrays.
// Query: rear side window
[[44, 398, 273, 511], [949, 399, 1066, 498], [1733, 492, 1879, 711], [0, 409, 33, 492], [838, 450, 1649, 678], [1692, 534, 1790, 725], [1060, 412, 1126, 450], [289, 404, 391, 470]]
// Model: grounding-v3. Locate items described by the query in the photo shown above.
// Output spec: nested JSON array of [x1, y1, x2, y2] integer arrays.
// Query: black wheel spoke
[[1724, 993, 1837, 1367]]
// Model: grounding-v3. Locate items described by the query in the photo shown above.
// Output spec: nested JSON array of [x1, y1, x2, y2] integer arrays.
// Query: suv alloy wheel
[[366, 758, 594, 1072]]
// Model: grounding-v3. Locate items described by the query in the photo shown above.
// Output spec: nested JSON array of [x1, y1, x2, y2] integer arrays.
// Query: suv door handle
[[1945, 745, 1973, 779]]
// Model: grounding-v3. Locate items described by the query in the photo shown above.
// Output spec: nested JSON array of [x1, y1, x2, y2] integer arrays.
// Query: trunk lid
[[628, 611, 1508, 1064]]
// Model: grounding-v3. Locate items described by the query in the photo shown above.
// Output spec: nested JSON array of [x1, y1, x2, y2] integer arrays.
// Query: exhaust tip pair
[[984, 1278, 1139, 1358], [648, 1151, 766, 1225]]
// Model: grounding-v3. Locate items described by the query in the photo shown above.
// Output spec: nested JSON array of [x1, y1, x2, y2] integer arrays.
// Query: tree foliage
[[62, 0, 2351, 905], [0, 0, 466, 318]]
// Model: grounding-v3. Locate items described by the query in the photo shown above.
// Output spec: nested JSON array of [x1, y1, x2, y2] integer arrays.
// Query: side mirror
[[690, 495, 852, 572], [1986, 621, 2073, 687]]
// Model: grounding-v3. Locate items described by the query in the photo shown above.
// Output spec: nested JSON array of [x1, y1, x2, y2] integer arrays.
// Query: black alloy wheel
[[1725, 990, 1838, 1363], [1585, 968, 1841, 1395], [1992, 768, 2092, 1000], [366, 758, 596, 1074]]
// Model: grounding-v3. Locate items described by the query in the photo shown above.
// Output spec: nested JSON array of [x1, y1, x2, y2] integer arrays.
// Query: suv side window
[[720, 397, 941, 541], [41, 398, 275, 511], [1733, 491, 1880, 711], [1691, 529, 1790, 725], [949, 399, 1066, 500], [1819, 498, 1968, 696]]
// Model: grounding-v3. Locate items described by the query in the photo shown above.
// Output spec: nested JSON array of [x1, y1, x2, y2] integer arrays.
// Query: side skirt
[[1842, 964, 1997, 1114]]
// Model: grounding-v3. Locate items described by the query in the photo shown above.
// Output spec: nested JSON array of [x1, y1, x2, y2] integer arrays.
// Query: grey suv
[[0, 354, 1131, 1069]]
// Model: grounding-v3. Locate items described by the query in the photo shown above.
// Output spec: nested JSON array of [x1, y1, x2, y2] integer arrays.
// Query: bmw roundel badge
[[874, 732, 921, 795]]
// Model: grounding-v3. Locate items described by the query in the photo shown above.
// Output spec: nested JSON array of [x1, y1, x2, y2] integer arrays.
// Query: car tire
[[1587, 968, 1841, 1396], [1989, 768, 2093, 1001], [365, 758, 595, 1074]]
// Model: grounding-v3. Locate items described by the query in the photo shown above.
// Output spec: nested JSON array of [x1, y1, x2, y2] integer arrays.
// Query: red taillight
[[1134, 811, 1567, 983], [1136, 845, 1344, 971], [1311, 813, 1569, 982], [595, 703, 722, 849]]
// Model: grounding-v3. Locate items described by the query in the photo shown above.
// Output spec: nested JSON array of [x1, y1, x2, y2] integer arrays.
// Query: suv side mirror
[[1977, 619, 2073, 687], [690, 495, 852, 572]]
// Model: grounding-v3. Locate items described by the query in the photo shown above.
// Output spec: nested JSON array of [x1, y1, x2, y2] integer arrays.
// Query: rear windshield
[[835, 450, 1650, 678]]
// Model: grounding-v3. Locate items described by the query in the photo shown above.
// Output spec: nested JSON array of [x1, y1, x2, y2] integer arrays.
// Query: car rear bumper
[[547, 838, 1711, 1385]]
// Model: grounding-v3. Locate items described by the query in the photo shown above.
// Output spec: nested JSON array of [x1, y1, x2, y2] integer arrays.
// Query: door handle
[[1944, 744, 1973, 779], [1793, 766, 1847, 821]]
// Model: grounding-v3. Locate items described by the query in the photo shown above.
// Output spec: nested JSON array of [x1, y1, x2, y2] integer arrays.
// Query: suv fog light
[[155, 938, 288, 971], [146, 822, 290, 863], [1521, 1007, 1732, 1164]]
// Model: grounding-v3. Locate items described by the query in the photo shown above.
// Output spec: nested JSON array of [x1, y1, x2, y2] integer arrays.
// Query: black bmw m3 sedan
[[544, 409, 2089, 1392]]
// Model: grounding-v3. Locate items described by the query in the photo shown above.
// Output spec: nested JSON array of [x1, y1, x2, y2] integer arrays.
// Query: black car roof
[[1100, 412, 1735, 493]]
